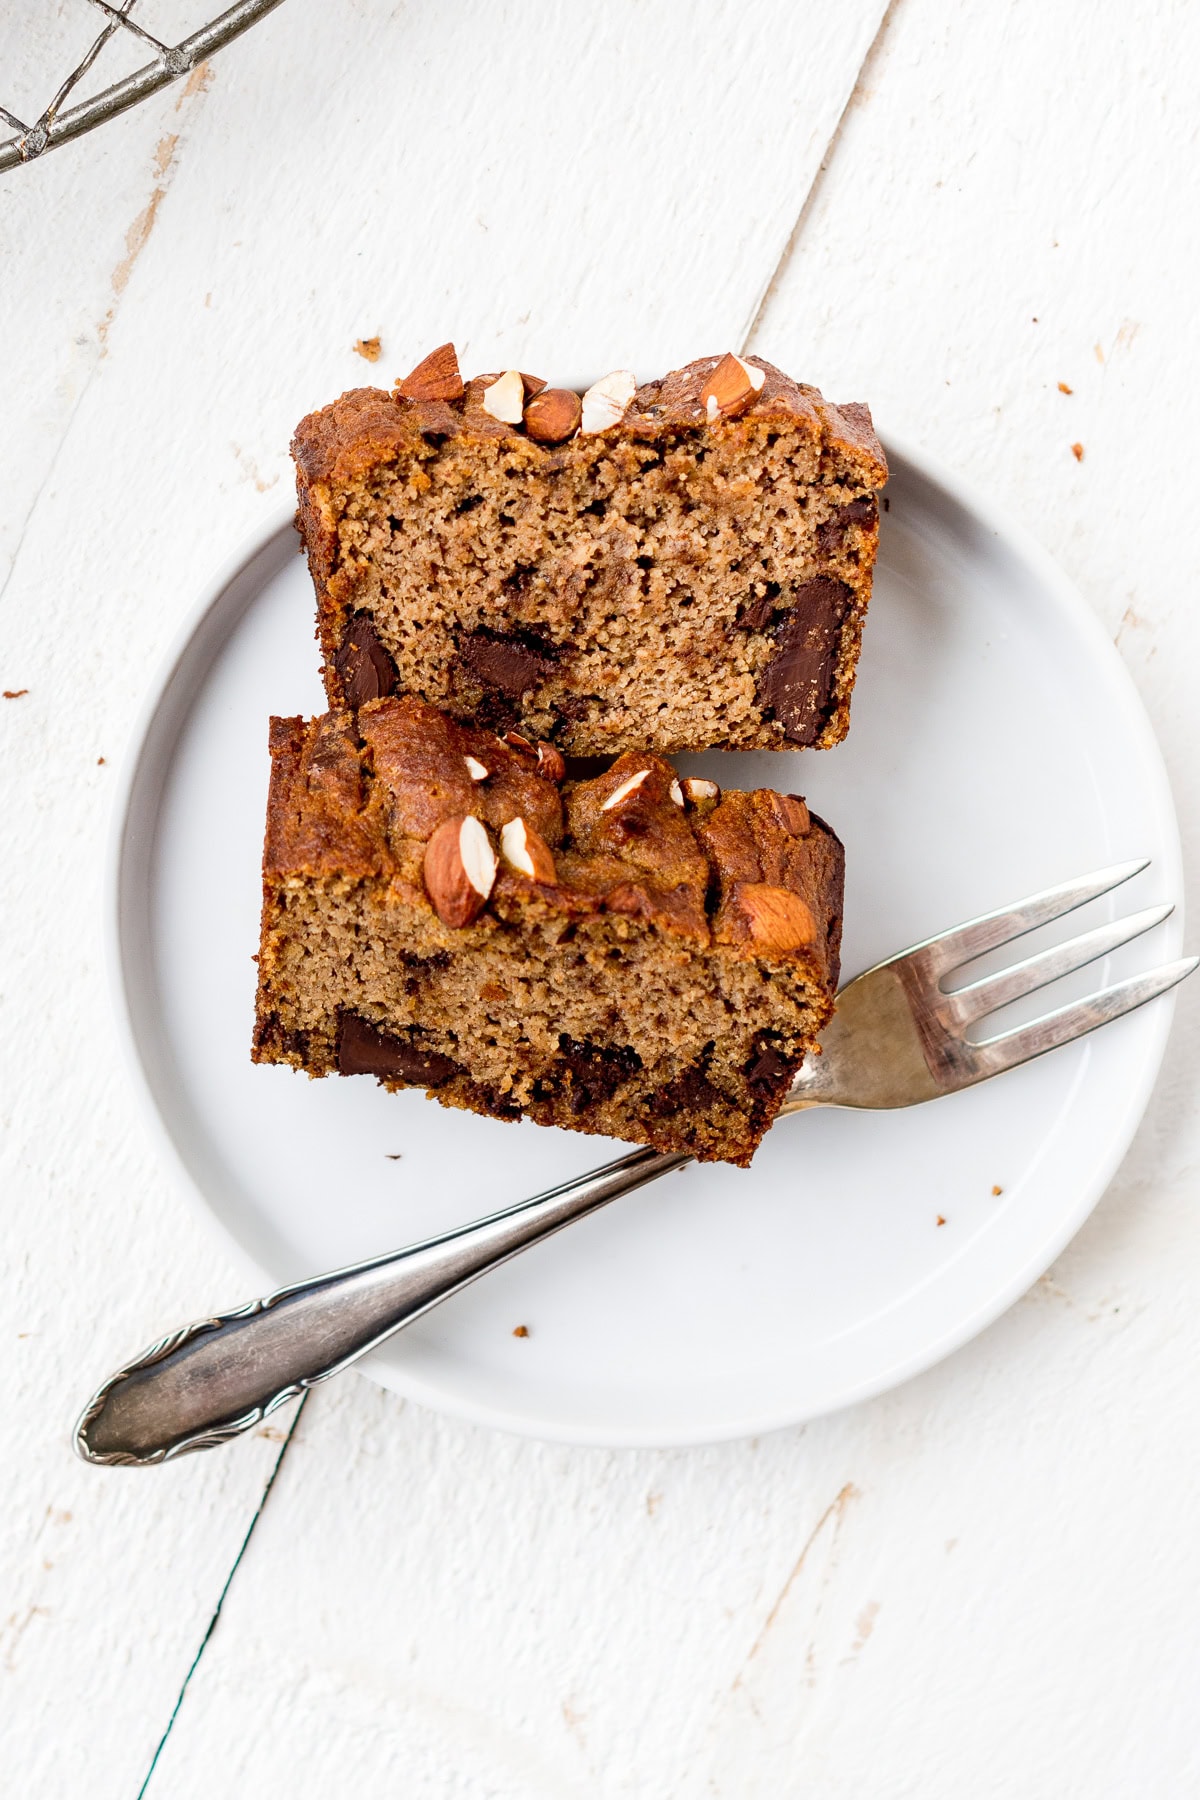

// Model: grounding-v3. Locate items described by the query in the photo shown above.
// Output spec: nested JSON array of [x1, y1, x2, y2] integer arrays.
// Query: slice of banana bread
[[252, 696, 844, 1166], [293, 346, 886, 755]]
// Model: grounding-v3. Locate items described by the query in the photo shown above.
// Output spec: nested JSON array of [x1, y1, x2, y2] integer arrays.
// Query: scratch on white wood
[[739, 0, 901, 352], [135, 1397, 307, 1798], [732, 1481, 859, 1686], [700, 1483, 865, 1793], [0, 61, 215, 598]]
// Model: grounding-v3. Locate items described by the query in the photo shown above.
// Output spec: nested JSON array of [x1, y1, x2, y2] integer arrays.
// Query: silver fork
[[76, 859, 1195, 1466]]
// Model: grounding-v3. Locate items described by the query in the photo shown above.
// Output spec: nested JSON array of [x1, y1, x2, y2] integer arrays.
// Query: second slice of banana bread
[[252, 696, 844, 1166]]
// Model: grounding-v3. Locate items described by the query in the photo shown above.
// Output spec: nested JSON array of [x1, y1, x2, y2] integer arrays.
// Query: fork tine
[[907, 858, 1150, 977], [944, 903, 1174, 1027], [968, 956, 1198, 1081]]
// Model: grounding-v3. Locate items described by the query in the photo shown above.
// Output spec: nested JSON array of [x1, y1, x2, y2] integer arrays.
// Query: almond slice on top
[[581, 370, 636, 434], [481, 369, 526, 424], [423, 816, 496, 927], [499, 816, 557, 882], [700, 352, 766, 422], [601, 767, 650, 811], [682, 776, 721, 804]]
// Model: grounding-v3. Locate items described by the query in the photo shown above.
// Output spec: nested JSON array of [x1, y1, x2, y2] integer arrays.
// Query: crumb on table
[[3, 688, 29, 699], [1071, 441, 1084, 461], [512, 1324, 530, 1338], [936, 1214, 946, 1227], [354, 336, 382, 362], [992, 1184, 1003, 1196], [1058, 381, 1073, 394]]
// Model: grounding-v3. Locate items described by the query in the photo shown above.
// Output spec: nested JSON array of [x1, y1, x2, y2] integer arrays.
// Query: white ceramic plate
[[112, 438, 1184, 1446]]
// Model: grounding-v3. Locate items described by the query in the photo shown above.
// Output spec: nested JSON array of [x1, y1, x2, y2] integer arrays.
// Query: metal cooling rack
[[1, 0, 286, 173]]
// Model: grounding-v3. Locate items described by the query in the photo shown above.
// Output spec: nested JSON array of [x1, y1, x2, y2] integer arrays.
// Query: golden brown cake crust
[[261, 696, 842, 981], [292, 361, 886, 489], [255, 697, 844, 1164], [291, 353, 887, 755]]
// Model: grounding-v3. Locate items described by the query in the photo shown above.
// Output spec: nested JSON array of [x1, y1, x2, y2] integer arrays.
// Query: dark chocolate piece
[[253, 1010, 311, 1062], [756, 578, 852, 746], [337, 1012, 459, 1085], [744, 1040, 793, 1093], [557, 1035, 642, 1113], [334, 616, 398, 708], [460, 627, 559, 697], [651, 1056, 721, 1118], [816, 496, 878, 554]]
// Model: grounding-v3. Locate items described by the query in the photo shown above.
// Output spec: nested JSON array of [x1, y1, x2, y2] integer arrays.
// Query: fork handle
[[74, 1145, 692, 1465]]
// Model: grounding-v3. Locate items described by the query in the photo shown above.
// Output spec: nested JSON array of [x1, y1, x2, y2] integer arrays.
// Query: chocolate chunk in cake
[[756, 577, 853, 746], [252, 696, 844, 1166], [333, 616, 398, 708], [292, 347, 887, 755]]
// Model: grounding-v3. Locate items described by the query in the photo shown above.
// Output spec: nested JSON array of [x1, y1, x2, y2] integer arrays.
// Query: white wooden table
[[3, 3, 1198, 1793]]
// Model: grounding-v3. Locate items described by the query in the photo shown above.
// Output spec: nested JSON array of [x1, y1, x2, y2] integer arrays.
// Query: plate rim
[[106, 431, 1186, 1447]]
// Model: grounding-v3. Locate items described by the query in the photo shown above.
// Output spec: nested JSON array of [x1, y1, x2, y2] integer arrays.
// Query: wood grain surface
[[2, 2, 1197, 1795]]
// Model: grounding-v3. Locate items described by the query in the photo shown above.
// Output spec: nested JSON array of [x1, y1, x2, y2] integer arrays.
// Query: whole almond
[[520, 373, 548, 400], [524, 387, 582, 444], [500, 816, 557, 882], [397, 342, 464, 402], [700, 352, 765, 423], [535, 740, 566, 783], [482, 369, 526, 424], [423, 816, 496, 926], [580, 370, 636, 434], [770, 793, 810, 836], [728, 882, 817, 954]]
